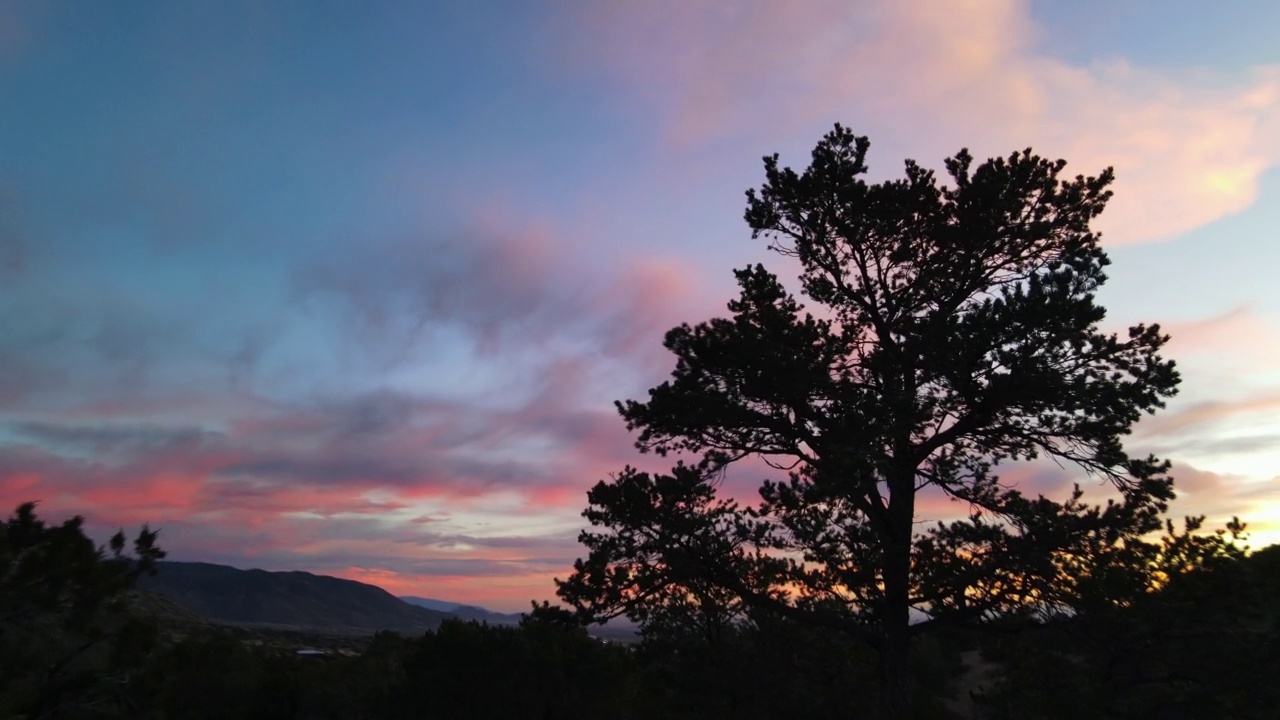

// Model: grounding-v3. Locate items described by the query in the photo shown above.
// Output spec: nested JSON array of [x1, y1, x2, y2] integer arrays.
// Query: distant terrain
[[140, 561, 457, 635], [399, 596, 521, 625], [140, 561, 638, 641]]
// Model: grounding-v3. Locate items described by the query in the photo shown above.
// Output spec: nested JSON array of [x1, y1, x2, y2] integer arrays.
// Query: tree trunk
[[880, 554, 913, 720], [879, 466, 916, 720]]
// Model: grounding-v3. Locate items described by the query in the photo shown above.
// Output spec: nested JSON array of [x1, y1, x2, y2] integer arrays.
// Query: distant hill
[[139, 561, 453, 636], [398, 596, 460, 612], [138, 561, 635, 641], [400, 596, 522, 625]]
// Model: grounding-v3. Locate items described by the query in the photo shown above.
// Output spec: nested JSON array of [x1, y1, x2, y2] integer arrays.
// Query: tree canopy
[[557, 125, 1185, 718], [1, 500, 1267, 719], [1, 502, 165, 717]]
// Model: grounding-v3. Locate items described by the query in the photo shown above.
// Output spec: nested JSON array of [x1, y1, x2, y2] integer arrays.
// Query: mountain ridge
[[138, 561, 499, 635], [399, 595, 521, 624]]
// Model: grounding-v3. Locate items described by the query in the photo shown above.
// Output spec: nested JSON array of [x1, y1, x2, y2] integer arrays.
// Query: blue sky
[[1, 1, 1277, 610]]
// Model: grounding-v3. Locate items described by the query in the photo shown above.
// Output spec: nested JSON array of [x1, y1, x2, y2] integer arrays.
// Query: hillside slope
[[140, 561, 452, 635]]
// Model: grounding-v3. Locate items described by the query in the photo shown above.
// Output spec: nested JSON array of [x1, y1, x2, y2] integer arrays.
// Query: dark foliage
[[4, 503, 1277, 719], [979, 520, 1270, 720], [555, 126, 1186, 718], [0, 501, 165, 718]]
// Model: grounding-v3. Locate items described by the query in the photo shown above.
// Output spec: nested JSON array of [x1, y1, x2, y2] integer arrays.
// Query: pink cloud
[[1160, 464, 1280, 547], [1169, 463, 1229, 496], [299, 205, 723, 387], [0, 443, 583, 612], [337, 567, 558, 612], [0, 377, 655, 610], [1137, 394, 1280, 440], [558, 0, 1280, 245], [1162, 306, 1280, 376], [1125, 309, 1280, 461]]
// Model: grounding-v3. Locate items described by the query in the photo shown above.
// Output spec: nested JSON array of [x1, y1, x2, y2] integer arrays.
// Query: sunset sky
[[2, 1, 1278, 611]]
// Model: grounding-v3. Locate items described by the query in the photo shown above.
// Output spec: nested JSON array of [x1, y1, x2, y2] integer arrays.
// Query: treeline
[[981, 541, 1280, 719], [4, 502, 1279, 719]]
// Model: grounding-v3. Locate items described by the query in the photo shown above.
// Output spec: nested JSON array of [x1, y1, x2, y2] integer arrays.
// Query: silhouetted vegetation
[[1, 502, 1277, 718], [1, 501, 164, 717], [557, 126, 1186, 718], [976, 528, 1276, 720]]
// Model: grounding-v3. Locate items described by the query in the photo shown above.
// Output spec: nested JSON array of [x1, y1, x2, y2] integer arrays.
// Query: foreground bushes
[[4, 501, 1278, 719]]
